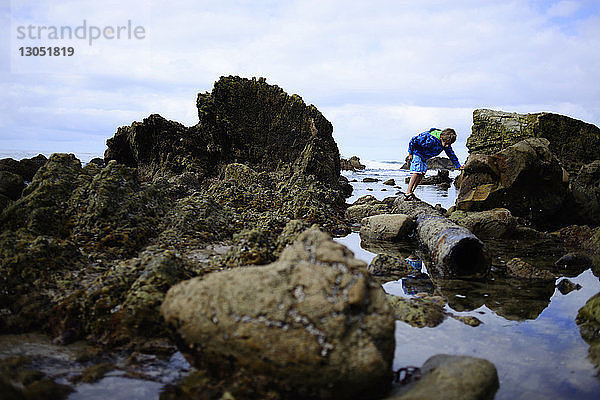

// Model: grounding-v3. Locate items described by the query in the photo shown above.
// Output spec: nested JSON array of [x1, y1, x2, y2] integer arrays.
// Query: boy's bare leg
[[406, 173, 424, 195]]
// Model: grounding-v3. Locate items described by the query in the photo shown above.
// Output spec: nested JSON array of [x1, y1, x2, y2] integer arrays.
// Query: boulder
[[368, 254, 416, 278], [0, 171, 25, 200], [360, 214, 414, 241], [400, 156, 456, 171], [457, 138, 568, 228], [106, 76, 340, 185], [584, 227, 600, 256], [0, 154, 47, 182], [340, 155, 365, 171], [50, 247, 187, 345], [386, 295, 446, 328], [0, 230, 83, 333], [506, 258, 555, 281], [571, 160, 600, 224], [556, 279, 582, 295], [388, 354, 499, 400], [363, 177, 379, 183], [427, 157, 457, 170], [447, 208, 518, 239], [555, 252, 593, 269], [346, 202, 393, 223], [467, 109, 600, 173], [404, 170, 451, 186], [161, 229, 395, 398]]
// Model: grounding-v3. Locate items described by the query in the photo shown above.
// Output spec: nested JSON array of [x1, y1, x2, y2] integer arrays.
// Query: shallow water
[[0, 333, 191, 399], [341, 164, 461, 210], [338, 164, 600, 399]]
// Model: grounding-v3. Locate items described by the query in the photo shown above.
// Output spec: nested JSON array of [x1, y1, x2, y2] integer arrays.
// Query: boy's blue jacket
[[408, 128, 461, 168]]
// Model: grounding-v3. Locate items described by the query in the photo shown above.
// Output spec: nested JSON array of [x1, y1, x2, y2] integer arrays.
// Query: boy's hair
[[440, 128, 457, 144]]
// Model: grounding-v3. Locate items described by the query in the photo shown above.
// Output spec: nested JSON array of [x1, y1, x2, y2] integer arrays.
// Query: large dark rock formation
[[105, 76, 340, 185], [457, 138, 568, 228], [340, 155, 366, 171], [467, 109, 600, 174], [0, 76, 350, 349]]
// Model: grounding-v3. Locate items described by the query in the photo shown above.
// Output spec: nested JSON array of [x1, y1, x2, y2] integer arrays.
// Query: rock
[[555, 252, 593, 269], [368, 254, 416, 278], [506, 258, 555, 281], [353, 195, 379, 205], [0, 355, 73, 400], [556, 225, 595, 248], [360, 214, 414, 241], [388, 354, 499, 400], [585, 227, 600, 256], [404, 169, 452, 186], [338, 175, 353, 198], [346, 203, 393, 223], [383, 179, 396, 186], [0, 170, 25, 200], [88, 157, 104, 166], [159, 191, 235, 246], [0, 154, 47, 182], [448, 208, 518, 239], [50, 247, 187, 345], [106, 76, 341, 186], [340, 155, 366, 171], [457, 138, 568, 228], [400, 156, 456, 171], [467, 109, 600, 173], [0, 153, 82, 236], [0, 230, 83, 333], [571, 160, 600, 224], [427, 157, 457, 170], [386, 295, 446, 328], [66, 160, 168, 259], [0, 78, 353, 346], [576, 293, 600, 372], [161, 229, 395, 398], [363, 177, 379, 183], [556, 279, 582, 295], [451, 315, 482, 327]]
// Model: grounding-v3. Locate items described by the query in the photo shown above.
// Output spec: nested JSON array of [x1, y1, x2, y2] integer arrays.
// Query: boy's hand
[[407, 154, 413, 162]]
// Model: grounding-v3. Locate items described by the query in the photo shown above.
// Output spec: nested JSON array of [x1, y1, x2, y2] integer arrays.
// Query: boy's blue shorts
[[409, 154, 427, 174]]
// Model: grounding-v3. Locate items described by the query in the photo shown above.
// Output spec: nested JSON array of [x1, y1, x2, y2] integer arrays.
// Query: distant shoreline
[[0, 150, 103, 163]]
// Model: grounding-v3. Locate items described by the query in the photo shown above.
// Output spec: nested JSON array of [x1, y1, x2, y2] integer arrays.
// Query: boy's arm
[[444, 146, 462, 168]]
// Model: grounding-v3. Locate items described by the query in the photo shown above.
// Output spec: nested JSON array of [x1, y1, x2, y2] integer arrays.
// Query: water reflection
[[435, 276, 556, 320], [336, 231, 600, 400]]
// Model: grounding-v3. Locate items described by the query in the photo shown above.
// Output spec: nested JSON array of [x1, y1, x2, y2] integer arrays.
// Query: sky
[[1, 0, 599, 163]]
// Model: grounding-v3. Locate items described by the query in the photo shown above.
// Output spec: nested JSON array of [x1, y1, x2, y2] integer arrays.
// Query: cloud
[[2, 0, 599, 162], [546, 1, 581, 18]]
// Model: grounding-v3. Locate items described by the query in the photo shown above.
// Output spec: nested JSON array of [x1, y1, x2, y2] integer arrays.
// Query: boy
[[404, 128, 463, 201]]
